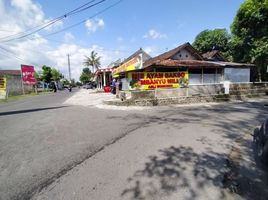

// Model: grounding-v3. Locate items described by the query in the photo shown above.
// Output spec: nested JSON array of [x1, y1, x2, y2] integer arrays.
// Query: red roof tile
[[202, 50, 227, 61], [0, 70, 21, 76]]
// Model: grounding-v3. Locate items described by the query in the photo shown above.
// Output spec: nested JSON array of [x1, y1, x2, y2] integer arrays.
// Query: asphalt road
[[1, 90, 268, 200]]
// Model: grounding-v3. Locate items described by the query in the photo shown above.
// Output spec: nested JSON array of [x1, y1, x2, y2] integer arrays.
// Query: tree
[[61, 79, 70, 87], [231, 0, 268, 81], [34, 71, 42, 82], [76, 81, 82, 86], [41, 65, 52, 83], [79, 67, 92, 84], [83, 51, 101, 73], [192, 28, 232, 60], [70, 79, 76, 87], [51, 68, 61, 81]]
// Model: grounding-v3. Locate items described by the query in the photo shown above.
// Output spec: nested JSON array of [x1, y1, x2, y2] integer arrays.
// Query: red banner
[[21, 65, 36, 85]]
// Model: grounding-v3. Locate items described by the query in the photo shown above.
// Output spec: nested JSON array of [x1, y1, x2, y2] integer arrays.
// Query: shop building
[[94, 68, 113, 90], [113, 43, 253, 91]]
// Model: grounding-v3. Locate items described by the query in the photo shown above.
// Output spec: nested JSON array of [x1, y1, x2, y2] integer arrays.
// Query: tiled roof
[[202, 50, 227, 61], [0, 70, 21, 76], [123, 48, 151, 64], [145, 59, 254, 68], [144, 43, 204, 68]]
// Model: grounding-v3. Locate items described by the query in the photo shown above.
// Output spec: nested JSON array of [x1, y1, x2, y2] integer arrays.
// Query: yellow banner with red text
[[128, 72, 188, 90], [0, 76, 7, 99], [113, 56, 142, 76]]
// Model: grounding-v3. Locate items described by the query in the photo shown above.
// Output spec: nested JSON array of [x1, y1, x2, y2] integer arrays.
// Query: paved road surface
[[1, 90, 268, 200]]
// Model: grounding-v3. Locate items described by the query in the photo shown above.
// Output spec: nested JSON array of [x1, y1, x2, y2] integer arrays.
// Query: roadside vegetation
[[193, 0, 268, 82], [0, 90, 51, 103]]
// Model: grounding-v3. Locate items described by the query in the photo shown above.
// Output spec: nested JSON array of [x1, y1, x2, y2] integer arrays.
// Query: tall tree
[[192, 28, 232, 60], [41, 65, 52, 83], [51, 68, 61, 81], [79, 67, 92, 84], [231, 0, 268, 81], [83, 51, 101, 73]]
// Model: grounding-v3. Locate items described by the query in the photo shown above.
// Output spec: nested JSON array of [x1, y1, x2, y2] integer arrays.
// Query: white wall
[[172, 49, 196, 60], [224, 68, 250, 82]]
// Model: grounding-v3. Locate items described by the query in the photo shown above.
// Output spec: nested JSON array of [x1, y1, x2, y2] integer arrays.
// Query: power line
[[0, 0, 106, 43], [0, 0, 98, 41], [44, 0, 123, 37], [0, 45, 40, 67]]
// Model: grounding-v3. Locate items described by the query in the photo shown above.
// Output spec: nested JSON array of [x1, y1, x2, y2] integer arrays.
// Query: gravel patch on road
[[64, 89, 149, 110]]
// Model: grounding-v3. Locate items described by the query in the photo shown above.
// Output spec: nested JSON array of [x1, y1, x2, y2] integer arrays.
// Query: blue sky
[[41, 0, 245, 53], [0, 0, 245, 80]]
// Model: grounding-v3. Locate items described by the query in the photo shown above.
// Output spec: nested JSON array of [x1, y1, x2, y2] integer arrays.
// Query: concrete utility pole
[[67, 54, 71, 82]]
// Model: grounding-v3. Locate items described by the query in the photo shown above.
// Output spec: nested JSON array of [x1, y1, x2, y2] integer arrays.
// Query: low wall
[[119, 82, 268, 103], [7, 75, 33, 95], [189, 84, 223, 96]]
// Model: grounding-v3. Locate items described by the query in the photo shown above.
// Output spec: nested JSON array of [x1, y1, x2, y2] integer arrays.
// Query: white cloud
[[143, 47, 153, 54], [143, 29, 167, 40], [85, 18, 104, 33], [46, 44, 120, 81], [64, 32, 75, 43], [117, 36, 123, 42], [0, 1, 123, 81], [143, 46, 159, 57]]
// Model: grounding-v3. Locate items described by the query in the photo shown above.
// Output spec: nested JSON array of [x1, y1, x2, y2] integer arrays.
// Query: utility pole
[[67, 54, 71, 82]]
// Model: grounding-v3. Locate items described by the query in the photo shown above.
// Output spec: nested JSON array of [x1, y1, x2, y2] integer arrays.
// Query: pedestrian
[[111, 79, 116, 94], [53, 81, 57, 92]]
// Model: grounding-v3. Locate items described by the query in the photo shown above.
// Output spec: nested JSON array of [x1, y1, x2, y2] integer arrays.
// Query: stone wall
[[7, 75, 33, 96], [116, 82, 268, 106], [188, 84, 223, 96]]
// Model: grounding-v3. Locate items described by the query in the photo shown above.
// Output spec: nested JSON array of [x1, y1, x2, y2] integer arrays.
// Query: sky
[[0, 0, 245, 81]]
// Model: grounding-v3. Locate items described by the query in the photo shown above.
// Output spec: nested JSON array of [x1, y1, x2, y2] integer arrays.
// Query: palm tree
[[83, 51, 101, 73]]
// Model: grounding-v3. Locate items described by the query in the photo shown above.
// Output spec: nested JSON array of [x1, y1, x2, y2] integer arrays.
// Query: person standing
[[111, 79, 116, 94], [53, 81, 57, 92]]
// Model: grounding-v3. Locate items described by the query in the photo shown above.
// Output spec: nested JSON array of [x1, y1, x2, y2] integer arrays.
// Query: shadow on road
[[0, 106, 69, 116], [116, 101, 268, 199], [121, 145, 228, 200]]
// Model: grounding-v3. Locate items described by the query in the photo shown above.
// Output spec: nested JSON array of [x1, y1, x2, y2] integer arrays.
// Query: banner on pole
[[21, 65, 36, 85]]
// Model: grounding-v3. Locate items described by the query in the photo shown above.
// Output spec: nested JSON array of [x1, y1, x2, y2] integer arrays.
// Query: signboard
[[0, 76, 7, 99], [113, 55, 142, 75], [21, 65, 36, 85], [128, 72, 189, 90]]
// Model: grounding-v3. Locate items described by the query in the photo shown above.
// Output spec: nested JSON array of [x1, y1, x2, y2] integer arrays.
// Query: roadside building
[[113, 43, 253, 91], [112, 48, 152, 90], [0, 70, 33, 95], [95, 68, 113, 91]]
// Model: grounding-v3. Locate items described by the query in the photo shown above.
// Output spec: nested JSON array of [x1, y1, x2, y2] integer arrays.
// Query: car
[[84, 82, 97, 89]]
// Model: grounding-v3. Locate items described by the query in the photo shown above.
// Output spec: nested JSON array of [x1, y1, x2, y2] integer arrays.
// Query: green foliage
[[41, 65, 52, 83], [61, 79, 70, 86], [68, 79, 76, 87], [79, 67, 92, 84], [231, 0, 268, 81], [76, 81, 82, 86], [192, 28, 232, 60], [83, 51, 101, 73], [34, 71, 41, 82], [51, 68, 61, 81]]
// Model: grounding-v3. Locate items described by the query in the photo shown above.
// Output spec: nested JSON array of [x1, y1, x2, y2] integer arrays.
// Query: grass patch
[[0, 90, 52, 103]]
